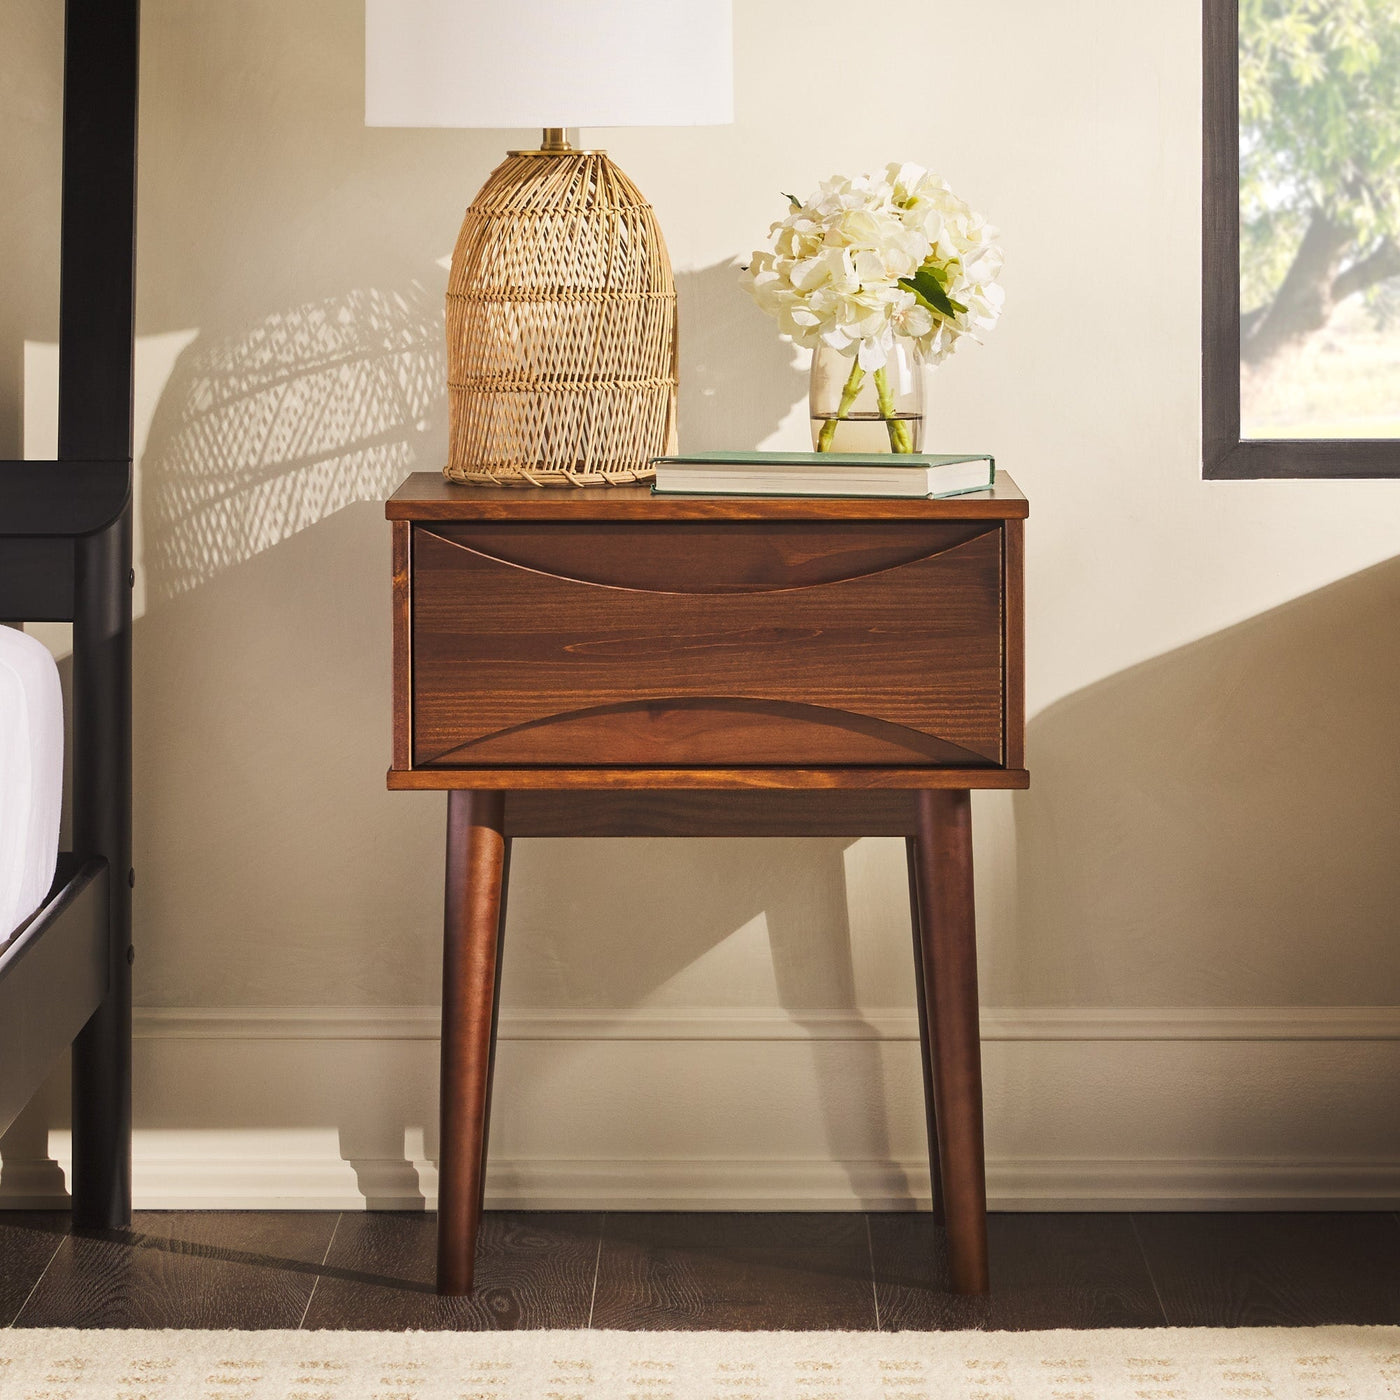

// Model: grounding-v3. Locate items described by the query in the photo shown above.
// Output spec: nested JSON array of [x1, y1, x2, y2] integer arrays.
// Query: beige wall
[[4, 0, 1400, 1209]]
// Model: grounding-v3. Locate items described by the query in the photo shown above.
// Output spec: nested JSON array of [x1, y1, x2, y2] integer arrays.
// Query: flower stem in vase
[[873, 366, 914, 453], [816, 357, 866, 452]]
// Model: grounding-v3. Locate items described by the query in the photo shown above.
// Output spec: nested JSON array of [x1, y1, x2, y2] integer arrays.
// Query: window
[[1204, 0, 1400, 477]]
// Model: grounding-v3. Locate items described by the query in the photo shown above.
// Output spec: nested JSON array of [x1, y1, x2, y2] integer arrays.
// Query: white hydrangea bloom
[[740, 162, 1003, 369]]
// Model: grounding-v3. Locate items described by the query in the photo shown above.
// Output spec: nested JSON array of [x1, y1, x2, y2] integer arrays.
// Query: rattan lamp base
[[444, 142, 678, 487]]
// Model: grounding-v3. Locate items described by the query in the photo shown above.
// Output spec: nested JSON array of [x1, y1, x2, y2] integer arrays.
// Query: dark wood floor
[[2, 1210, 1399, 1331]]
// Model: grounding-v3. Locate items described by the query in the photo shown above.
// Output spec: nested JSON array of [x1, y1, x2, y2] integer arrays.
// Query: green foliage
[[898, 264, 968, 320], [1239, 0, 1400, 309]]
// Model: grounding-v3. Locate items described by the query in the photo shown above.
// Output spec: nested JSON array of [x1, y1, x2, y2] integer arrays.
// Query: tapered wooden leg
[[438, 790, 506, 1296], [911, 789, 989, 1294], [905, 836, 945, 1225], [477, 836, 511, 1219]]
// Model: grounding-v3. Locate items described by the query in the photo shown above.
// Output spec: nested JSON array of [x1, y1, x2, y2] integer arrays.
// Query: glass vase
[[809, 340, 924, 453]]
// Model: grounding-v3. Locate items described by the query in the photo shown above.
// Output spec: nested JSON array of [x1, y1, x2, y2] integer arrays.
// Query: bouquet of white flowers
[[741, 163, 1003, 451]]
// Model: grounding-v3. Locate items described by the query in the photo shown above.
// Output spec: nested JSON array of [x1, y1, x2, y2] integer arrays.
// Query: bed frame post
[[70, 516, 133, 1230], [60, 0, 139, 1231]]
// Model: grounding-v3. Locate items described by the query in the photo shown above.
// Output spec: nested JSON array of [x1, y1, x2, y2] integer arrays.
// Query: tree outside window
[[1238, 0, 1400, 441]]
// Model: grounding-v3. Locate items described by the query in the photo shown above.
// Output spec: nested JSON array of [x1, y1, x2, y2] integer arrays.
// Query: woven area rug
[[2, 1326, 1398, 1399]]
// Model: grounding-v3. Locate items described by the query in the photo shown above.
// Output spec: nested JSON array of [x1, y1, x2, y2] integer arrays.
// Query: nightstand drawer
[[407, 520, 1009, 768]]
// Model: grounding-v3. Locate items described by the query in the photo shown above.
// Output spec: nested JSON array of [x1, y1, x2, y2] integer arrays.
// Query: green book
[[651, 451, 995, 499]]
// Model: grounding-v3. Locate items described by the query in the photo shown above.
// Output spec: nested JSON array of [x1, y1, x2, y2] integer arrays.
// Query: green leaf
[[782, 191, 802, 209], [899, 267, 968, 318]]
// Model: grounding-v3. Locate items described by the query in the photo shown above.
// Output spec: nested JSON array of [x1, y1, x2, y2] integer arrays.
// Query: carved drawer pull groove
[[419, 696, 997, 769], [421, 520, 998, 594]]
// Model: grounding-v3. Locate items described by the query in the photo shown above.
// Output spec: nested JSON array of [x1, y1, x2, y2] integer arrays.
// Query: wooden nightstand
[[386, 473, 1028, 1296]]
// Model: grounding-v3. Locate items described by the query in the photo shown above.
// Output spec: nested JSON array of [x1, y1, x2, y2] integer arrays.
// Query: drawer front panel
[[410, 521, 1005, 768]]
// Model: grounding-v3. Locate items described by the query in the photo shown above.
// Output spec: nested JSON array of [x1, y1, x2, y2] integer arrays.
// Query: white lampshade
[[365, 0, 733, 129]]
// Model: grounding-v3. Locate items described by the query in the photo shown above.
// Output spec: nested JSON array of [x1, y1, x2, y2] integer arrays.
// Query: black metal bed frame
[[0, 0, 137, 1229]]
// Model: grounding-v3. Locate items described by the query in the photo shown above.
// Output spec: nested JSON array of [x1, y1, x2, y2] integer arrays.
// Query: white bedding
[[0, 628, 63, 942]]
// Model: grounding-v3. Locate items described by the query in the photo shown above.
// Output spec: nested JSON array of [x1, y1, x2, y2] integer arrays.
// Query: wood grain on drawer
[[409, 521, 1005, 769]]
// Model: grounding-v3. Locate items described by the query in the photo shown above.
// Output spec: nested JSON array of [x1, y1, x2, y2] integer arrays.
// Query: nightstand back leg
[[478, 835, 511, 1219], [912, 788, 989, 1294], [906, 835, 945, 1225], [437, 789, 507, 1296]]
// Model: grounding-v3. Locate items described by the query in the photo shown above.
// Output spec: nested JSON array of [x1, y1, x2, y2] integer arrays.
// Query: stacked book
[[651, 451, 995, 499]]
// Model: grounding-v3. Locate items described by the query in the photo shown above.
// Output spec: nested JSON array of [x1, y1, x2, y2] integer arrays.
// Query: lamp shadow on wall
[[140, 278, 446, 604], [1008, 554, 1400, 1026]]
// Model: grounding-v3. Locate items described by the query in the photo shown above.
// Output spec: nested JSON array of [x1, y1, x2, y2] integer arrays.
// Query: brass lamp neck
[[508, 128, 604, 158]]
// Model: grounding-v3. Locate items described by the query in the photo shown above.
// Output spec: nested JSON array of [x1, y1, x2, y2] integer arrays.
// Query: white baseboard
[[132, 1003, 1400, 1043], [5, 1150, 1400, 1213], [3, 1003, 1397, 1212]]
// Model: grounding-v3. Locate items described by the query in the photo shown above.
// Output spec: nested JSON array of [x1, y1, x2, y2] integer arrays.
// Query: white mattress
[[0, 628, 63, 942]]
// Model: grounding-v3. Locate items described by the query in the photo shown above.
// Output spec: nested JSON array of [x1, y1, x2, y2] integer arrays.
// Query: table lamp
[[366, 0, 733, 487]]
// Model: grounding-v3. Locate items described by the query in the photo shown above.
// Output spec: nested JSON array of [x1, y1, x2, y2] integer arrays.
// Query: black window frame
[[1203, 0, 1400, 478]]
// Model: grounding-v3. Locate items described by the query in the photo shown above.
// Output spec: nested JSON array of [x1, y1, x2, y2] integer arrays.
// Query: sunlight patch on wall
[[641, 911, 782, 1009], [23, 329, 198, 640], [21, 340, 57, 459]]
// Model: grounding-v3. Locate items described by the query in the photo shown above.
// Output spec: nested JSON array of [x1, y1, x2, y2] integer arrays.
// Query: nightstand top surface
[[386, 472, 1028, 521]]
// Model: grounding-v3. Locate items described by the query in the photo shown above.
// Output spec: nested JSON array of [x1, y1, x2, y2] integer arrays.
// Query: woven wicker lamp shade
[[365, 0, 733, 487]]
